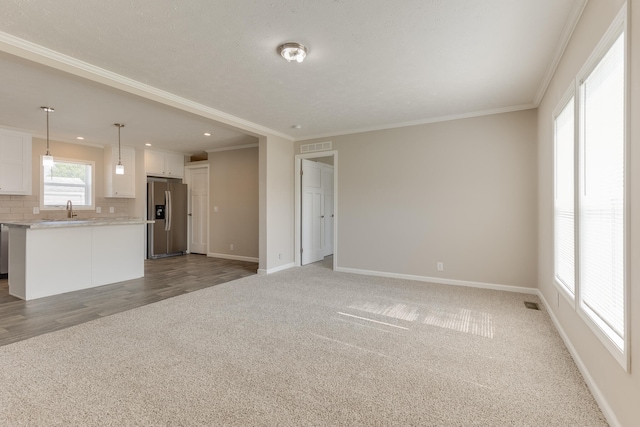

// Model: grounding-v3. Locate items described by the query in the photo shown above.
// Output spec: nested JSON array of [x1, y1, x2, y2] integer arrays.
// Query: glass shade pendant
[[114, 123, 125, 175], [41, 106, 55, 166]]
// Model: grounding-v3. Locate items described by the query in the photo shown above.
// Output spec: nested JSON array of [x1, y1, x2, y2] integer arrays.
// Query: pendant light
[[41, 106, 55, 166], [114, 123, 125, 175]]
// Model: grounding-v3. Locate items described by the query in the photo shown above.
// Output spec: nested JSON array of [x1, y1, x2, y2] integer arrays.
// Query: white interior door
[[322, 164, 334, 256], [302, 159, 324, 265], [188, 167, 208, 254]]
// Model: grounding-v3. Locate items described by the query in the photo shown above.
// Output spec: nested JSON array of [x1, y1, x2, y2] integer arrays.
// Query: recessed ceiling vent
[[300, 141, 332, 154]]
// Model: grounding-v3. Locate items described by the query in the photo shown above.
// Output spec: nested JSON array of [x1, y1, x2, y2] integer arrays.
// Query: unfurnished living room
[[0, 1, 638, 426]]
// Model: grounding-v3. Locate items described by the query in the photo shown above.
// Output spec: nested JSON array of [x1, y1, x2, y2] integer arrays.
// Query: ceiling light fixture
[[204, 132, 211, 136], [291, 124, 302, 129], [76, 136, 84, 140], [145, 143, 152, 146], [41, 106, 55, 166], [114, 123, 125, 175], [278, 42, 307, 63]]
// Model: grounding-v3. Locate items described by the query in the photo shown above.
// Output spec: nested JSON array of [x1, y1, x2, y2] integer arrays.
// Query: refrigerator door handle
[[165, 190, 171, 231]]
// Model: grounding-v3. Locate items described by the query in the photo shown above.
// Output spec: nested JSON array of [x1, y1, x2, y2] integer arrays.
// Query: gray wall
[[208, 147, 259, 259], [296, 109, 538, 288], [259, 134, 295, 272]]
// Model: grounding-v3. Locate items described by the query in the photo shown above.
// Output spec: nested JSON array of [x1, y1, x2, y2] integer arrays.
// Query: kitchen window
[[552, 9, 627, 370], [41, 157, 95, 210]]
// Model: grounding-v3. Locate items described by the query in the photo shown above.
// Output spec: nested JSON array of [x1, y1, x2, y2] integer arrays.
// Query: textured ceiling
[[0, 0, 583, 152]]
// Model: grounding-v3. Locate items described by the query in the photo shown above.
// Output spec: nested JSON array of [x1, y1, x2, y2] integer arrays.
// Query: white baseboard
[[334, 266, 538, 295], [536, 291, 621, 427], [207, 253, 259, 263], [257, 262, 296, 275]]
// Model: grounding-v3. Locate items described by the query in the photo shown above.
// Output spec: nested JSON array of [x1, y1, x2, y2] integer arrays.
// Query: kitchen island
[[5, 218, 150, 300]]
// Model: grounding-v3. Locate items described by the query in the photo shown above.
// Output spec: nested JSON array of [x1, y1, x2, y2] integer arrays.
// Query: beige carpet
[[0, 263, 607, 426]]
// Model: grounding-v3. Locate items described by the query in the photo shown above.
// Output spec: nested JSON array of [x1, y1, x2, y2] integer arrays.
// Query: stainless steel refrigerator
[[147, 179, 188, 259]]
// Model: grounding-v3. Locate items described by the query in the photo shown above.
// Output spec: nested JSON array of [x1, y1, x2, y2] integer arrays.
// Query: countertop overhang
[[2, 218, 153, 229]]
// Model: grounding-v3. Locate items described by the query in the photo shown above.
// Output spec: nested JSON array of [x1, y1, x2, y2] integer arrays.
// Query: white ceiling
[[0, 0, 584, 154]]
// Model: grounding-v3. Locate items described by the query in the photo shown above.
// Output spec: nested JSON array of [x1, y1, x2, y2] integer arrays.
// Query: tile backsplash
[[0, 195, 136, 222]]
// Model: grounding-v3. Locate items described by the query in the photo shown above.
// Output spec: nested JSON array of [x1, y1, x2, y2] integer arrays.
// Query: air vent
[[300, 141, 332, 153], [524, 302, 540, 310]]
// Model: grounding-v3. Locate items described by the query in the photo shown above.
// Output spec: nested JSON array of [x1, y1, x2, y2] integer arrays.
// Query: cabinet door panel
[[145, 150, 165, 176], [0, 129, 31, 195]]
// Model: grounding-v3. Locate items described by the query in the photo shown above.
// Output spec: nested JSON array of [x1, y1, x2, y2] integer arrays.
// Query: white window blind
[[579, 33, 625, 349], [554, 97, 575, 295]]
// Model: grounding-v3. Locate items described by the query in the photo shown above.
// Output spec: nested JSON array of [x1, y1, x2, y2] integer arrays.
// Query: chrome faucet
[[66, 200, 77, 218]]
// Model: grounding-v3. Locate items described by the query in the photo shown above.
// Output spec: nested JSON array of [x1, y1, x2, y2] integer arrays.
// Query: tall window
[[554, 97, 575, 295], [579, 32, 625, 351], [553, 22, 626, 367], [41, 158, 95, 209]]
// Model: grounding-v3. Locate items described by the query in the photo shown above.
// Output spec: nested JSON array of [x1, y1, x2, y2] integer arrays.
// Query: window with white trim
[[553, 13, 627, 368], [41, 157, 95, 210], [578, 31, 625, 352], [554, 96, 575, 296]]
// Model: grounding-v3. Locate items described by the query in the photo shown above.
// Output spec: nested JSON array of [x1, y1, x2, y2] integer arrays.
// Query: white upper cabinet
[[144, 149, 184, 178], [104, 145, 136, 198], [0, 129, 32, 195]]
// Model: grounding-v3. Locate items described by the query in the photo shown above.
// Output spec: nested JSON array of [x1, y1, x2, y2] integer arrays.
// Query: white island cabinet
[[5, 218, 150, 300]]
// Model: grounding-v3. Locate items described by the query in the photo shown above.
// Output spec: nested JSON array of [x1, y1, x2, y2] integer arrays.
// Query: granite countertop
[[2, 218, 153, 229]]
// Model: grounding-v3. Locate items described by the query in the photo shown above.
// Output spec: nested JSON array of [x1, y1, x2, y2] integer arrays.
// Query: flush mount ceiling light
[[114, 123, 125, 175], [278, 42, 307, 63], [41, 106, 55, 166]]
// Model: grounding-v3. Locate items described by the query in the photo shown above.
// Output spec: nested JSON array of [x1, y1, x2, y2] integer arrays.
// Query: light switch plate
[[109, 207, 115, 213], [96, 207, 101, 214], [32, 207, 39, 214]]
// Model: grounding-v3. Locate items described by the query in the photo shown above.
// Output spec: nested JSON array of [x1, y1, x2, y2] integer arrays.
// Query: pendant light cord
[[118, 125, 122, 163], [41, 106, 54, 156], [46, 110, 50, 155]]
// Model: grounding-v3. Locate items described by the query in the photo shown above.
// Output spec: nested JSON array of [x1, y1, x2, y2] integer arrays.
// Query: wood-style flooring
[[0, 254, 257, 347]]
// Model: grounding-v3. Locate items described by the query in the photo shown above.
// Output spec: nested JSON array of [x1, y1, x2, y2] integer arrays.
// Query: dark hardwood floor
[[0, 254, 257, 347]]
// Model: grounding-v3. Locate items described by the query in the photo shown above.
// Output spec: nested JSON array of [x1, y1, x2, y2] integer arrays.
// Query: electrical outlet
[[279, 253, 282, 260], [437, 262, 444, 271], [230, 244, 234, 251], [32, 207, 39, 214], [109, 207, 115, 214], [96, 207, 101, 214], [214, 206, 219, 212]]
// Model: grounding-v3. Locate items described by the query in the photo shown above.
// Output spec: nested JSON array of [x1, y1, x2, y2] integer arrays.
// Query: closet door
[[301, 159, 324, 265], [322, 164, 334, 256]]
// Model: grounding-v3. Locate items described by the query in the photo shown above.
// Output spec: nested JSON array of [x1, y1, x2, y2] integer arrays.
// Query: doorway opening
[[294, 151, 337, 269]]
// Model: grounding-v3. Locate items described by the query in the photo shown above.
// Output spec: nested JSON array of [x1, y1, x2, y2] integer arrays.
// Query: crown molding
[[206, 143, 259, 153], [0, 31, 293, 142], [533, 0, 588, 106], [295, 103, 536, 142]]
